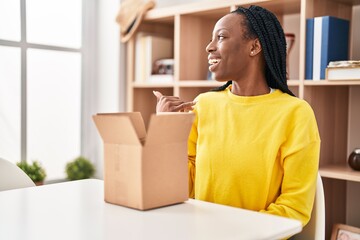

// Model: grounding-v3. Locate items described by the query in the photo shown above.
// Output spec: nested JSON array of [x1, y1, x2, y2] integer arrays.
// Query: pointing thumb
[[153, 91, 163, 100]]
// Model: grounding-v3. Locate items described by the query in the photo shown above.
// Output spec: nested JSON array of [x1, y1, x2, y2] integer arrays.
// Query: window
[[0, 46, 21, 162], [0, 0, 21, 41], [0, 0, 84, 180]]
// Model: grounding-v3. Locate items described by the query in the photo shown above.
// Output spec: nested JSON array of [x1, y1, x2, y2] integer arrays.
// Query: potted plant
[[16, 160, 47, 185], [65, 156, 95, 180]]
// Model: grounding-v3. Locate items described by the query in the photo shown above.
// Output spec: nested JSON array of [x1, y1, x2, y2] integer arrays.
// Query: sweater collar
[[226, 86, 283, 104]]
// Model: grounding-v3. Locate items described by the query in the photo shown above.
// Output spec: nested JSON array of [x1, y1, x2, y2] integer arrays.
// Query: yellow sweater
[[188, 87, 320, 226]]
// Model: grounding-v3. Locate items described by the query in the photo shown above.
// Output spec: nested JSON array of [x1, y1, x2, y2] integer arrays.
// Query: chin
[[211, 72, 232, 82], [213, 75, 230, 82]]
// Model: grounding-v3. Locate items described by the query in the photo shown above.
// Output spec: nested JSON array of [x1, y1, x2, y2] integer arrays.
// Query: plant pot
[[35, 181, 44, 186]]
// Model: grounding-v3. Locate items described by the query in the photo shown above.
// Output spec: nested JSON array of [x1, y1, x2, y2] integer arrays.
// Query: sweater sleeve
[[260, 103, 321, 227], [188, 108, 198, 199]]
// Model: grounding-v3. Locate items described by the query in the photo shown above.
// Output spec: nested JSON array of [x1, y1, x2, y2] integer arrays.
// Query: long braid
[[250, 8, 284, 87], [212, 5, 294, 96], [212, 81, 232, 91]]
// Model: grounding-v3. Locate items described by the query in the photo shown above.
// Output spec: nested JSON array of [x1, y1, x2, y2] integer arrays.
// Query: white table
[[0, 179, 302, 240]]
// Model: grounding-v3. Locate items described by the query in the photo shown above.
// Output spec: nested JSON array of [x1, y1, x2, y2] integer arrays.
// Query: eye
[[209, 34, 225, 43], [217, 34, 225, 41]]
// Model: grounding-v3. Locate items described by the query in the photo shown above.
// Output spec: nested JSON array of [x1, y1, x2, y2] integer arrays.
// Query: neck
[[230, 52, 269, 96], [230, 73, 269, 96]]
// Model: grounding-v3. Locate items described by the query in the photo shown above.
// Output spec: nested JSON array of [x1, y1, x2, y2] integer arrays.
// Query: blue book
[[312, 16, 349, 80], [305, 18, 314, 80]]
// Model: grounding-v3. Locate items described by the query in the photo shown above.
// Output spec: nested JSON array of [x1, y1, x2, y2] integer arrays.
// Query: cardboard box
[[93, 112, 194, 210]]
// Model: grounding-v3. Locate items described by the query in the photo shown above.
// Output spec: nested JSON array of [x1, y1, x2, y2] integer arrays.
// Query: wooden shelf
[[179, 80, 223, 87], [287, 80, 300, 86], [133, 80, 360, 87], [320, 164, 360, 182], [132, 82, 174, 88], [178, 80, 300, 87], [304, 80, 360, 86], [145, 0, 300, 21]]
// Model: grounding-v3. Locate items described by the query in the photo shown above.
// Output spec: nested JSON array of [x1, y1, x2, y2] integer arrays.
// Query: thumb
[[153, 91, 163, 100]]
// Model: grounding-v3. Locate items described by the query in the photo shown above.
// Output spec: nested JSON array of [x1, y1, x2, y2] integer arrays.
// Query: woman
[[153, 5, 320, 227]]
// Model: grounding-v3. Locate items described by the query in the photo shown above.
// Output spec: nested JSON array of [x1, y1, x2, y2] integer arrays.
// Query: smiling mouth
[[208, 59, 220, 72], [208, 59, 220, 65]]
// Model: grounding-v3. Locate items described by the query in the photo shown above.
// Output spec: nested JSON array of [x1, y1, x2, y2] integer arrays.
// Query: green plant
[[65, 156, 95, 180], [16, 161, 47, 183]]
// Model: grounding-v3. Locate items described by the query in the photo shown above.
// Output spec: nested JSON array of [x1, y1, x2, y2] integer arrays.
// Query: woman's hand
[[153, 91, 196, 113]]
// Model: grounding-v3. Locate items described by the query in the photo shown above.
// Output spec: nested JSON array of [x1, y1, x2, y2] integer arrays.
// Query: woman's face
[[206, 13, 254, 82]]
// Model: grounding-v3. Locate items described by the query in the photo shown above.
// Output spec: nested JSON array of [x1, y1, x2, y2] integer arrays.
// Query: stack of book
[[326, 60, 360, 80], [135, 33, 174, 84], [305, 16, 349, 80]]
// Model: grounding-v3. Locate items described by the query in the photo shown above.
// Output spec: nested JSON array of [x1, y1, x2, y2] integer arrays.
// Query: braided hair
[[212, 5, 295, 96]]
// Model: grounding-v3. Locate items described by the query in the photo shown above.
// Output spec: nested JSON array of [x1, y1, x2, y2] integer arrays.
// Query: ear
[[249, 38, 262, 56]]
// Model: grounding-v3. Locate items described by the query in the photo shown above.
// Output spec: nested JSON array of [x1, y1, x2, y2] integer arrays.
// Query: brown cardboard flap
[[95, 112, 146, 140], [145, 112, 195, 146], [92, 114, 140, 145]]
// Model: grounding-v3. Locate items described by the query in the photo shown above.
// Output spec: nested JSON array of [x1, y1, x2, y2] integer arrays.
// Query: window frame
[[0, 0, 95, 180]]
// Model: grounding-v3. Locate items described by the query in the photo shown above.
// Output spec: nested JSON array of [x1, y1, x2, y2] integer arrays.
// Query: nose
[[206, 40, 216, 53]]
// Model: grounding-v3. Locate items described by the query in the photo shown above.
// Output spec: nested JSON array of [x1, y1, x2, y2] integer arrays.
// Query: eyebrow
[[214, 28, 229, 32], [212, 28, 230, 35]]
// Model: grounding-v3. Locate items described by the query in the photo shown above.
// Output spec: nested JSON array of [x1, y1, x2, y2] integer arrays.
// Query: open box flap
[[98, 112, 146, 140], [145, 112, 195, 146], [92, 113, 141, 145]]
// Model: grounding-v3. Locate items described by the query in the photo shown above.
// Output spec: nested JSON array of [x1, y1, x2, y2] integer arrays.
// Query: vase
[[348, 148, 360, 171]]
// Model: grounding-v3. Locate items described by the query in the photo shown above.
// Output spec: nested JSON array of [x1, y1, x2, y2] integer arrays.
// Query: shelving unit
[[320, 164, 360, 182], [124, 0, 360, 238]]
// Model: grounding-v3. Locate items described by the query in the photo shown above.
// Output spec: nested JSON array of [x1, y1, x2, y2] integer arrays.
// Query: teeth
[[209, 59, 220, 65]]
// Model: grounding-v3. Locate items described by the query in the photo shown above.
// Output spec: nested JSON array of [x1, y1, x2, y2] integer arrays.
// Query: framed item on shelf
[[331, 223, 360, 240]]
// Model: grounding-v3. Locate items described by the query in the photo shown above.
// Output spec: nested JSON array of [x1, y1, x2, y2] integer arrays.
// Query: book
[[148, 74, 174, 83], [135, 33, 173, 83], [326, 61, 360, 80], [328, 60, 360, 68], [326, 67, 360, 80], [305, 18, 314, 80], [311, 16, 349, 80]]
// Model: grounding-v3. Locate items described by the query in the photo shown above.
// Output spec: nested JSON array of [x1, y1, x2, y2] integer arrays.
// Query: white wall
[[83, 0, 123, 179], [97, 1, 121, 113]]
